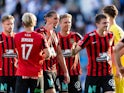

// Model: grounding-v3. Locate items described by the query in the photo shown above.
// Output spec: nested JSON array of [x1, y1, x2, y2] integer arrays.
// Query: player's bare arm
[[114, 41, 124, 76], [56, 45, 70, 83], [114, 42, 124, 68]]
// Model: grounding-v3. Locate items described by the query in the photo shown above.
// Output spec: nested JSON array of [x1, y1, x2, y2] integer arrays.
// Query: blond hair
[[60, 13, 72, 22], [2, 15, 15, 23], [22, 13, 37, 27]]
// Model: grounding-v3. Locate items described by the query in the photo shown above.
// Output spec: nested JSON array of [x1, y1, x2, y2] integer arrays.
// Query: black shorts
[[84, 75, 115, 93], [0, 76, 16, 93], [55, 75, 82, 93], [15, 76, 43, 93], [44, 71, 57, 92]]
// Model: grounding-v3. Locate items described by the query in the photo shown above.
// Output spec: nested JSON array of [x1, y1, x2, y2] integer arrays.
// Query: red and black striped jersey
[[0, 32, 17, 76], [14, 31, 47, 77], [57, 32, 82, 76], [36, 27, 59, 71], [78, 30, 114, 76]]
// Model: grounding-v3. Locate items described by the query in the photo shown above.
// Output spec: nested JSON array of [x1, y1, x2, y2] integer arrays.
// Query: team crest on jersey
[[70, 38, 75, 44], [2, 49, 17, 58]]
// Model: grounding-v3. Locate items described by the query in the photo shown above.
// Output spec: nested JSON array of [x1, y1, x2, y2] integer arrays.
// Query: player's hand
[[63, 72, 70, 84], [72, 42, 77, 50], [71, 42, 77, 56], [0, 40, 4, 43], [71, 63, 77, 70], [71, 53, 79, 70], [14, 58, 18, 68], [115, 68, 122, 78], [40, 49, 50, 60], [119, 67, 124, 77]]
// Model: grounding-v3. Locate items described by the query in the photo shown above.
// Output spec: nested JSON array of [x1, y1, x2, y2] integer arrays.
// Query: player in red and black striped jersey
[[56, 13, 82, 93], [0, 15, 17, 93], [114, 38, 124, 77], [14, 13, 50, 93], [72, 14, 116, 93], [36, 10, 70, 93], [58, 31, 82, 76]]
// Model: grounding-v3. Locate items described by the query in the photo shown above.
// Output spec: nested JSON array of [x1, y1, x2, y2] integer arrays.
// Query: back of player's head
[[95, 14, 107, 23], [102, 5, 118, 18], [1, 15, 14, 23], [22, 13, 37, 27], [60, 13, 72, 22]]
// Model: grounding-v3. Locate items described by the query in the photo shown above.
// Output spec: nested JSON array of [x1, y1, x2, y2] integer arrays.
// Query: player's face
[[60, 18, 72, 32], [47, 13, 59, 28], [2, 19, 14, 33], [96, 18, 109, 32]]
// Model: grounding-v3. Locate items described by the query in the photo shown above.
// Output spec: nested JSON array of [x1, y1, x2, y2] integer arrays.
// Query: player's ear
[[22, 22, 25, 26]]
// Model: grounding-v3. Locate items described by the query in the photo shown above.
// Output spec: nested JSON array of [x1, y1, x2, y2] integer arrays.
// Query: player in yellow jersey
[[102, 5, 124, 93]]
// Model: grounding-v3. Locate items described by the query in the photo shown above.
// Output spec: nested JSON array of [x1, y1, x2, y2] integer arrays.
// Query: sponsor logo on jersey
[[2, 49, 17, 58]]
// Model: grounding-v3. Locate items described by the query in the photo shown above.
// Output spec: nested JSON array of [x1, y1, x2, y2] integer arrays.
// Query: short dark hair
[[102, 5, 118, 18], [95, 14, 107, 23], [44, 10, 57, 18]]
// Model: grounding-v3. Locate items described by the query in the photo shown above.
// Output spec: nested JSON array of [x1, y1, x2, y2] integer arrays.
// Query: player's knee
[[45, 88, 56, 93]]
